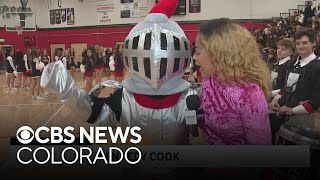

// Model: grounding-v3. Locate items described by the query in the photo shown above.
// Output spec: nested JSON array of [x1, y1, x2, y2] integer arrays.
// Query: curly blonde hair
[[199, 18, 271, 98]]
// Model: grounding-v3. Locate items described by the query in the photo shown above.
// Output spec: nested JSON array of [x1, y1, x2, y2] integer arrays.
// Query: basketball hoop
[[15, 26, 23, 35]]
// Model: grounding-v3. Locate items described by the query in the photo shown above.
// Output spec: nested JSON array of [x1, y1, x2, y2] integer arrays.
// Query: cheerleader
[[39, 49, 50, 97], [108, 47, 116, 80], [94, 46, 104, 84], [271, 39, 295, 97], [14, 50, 26, 90], [30, 48, 45, 100], [80, 49, 95, 92], [39, 49, 51, 66], [4, 48, 17, 91], [104, 48, 112, 69], [22, 49, 32, 91], [113, 44, 125, 82], [270, 28, 320, 129], [54, 48, 67, 68], [69, 48, 76, 78], [63, 49, 75, 78]]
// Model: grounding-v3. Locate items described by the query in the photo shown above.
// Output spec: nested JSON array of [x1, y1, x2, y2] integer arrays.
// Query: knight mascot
[[40, 0, 201, 145]]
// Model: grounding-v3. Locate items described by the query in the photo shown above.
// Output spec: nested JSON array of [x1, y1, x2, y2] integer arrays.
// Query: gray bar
[[10, 145, 310, 167]]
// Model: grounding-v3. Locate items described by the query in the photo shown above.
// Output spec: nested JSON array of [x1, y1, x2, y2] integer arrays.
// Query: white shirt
[[278, 56, 291, 65], [295, 53, 316, 67]]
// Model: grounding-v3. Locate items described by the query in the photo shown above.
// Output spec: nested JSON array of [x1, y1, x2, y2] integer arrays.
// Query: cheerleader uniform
[[65, 57, 72, 71], [105, 52, 112, 69], [40, 55, 50, 66], [23, 55, 32, 77], [114, 53, 124, 77], [31, 58, 42, 78], [273, 53, 320, 128], [270, 56, 292, 97], [66, 57, 76, 71], [82, 57, 95, 77], [94, 56, 104, 70], [55, 56, 67, 68], [70, 52, 76, 68], [5, 56, 16, 74], [16, 55, 26, 74]]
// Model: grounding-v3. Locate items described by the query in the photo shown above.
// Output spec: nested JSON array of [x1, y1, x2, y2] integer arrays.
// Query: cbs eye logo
[[16, 126, 34, 144]]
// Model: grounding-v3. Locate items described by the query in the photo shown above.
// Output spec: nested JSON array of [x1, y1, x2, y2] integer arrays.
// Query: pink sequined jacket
[[199, 76, 272, 145]]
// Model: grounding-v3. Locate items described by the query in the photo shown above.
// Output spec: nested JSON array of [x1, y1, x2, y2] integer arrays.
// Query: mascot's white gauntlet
[[40, 61, 92, 122]]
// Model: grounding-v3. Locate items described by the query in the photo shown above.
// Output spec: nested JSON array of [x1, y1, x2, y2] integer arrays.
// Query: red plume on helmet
[[149, 0, 178, 18]]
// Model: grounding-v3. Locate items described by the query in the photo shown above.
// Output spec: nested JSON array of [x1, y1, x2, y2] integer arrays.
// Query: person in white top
[[22, 49, 32, 91], [30, 48, 45, 100], [108, 47, 116, 80], [270, 39, 295, 97], [270, 28, 320, 131], [4, 48, 17, 91], [54, 48, 67, 67], [38, 49, 51, 97], [14, 50, 26, 90]]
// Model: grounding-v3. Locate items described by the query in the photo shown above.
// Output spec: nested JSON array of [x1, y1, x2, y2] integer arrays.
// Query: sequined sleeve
[[239, 86, 272, 145]]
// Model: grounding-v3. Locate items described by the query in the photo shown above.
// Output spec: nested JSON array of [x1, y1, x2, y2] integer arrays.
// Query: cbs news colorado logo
[[15, 126, 142, 165]]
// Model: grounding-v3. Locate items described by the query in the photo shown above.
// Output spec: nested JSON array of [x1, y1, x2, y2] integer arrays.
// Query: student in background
[[38, 49, 51, 97], [39, 49, 51, 66], [22, 49, 32, 91], [114, 44, 125, 82], [271, 39, 295, 98], [54, 48, 67, 68], [108, 47, 117, 80], [0, 50, 3, 73], [80, 49, 95, 92], [4, 48, 17, 91], [30, 48, 45, 100], [270, 28, 320, 130], [64, 49, 75, 79], [70, 48, 76, 77], [94, 46, 105, 84], [269, 38, 295, 144], [14, 50, 25, 90]]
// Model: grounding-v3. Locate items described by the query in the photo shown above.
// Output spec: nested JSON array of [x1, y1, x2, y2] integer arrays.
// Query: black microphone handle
[[191, 124, 199, 137]]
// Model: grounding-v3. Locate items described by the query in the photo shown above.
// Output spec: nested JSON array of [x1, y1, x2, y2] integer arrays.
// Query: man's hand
[[278, 106, 293, 116], [270, 99, 280, 111]]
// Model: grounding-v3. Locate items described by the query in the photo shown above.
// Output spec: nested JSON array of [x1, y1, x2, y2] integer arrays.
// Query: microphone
[[186, 95, 202, 137]]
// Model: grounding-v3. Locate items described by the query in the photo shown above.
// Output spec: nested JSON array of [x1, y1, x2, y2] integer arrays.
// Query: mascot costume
[[40, 0, 201, 145]]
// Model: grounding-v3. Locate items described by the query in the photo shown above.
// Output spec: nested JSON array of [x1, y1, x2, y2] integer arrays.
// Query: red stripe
[[278, 91, 282, 95], [302, 102, 315, 113], [133, 93, 182, 109]]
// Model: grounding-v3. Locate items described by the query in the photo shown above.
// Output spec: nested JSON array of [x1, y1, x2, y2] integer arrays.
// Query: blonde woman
[[193, 18, 272, 145]]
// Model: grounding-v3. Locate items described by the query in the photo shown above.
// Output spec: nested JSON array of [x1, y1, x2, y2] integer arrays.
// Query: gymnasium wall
[[0, 21, 269, 56], [0, 0, 307, 54], [0, 0, 310, 28]]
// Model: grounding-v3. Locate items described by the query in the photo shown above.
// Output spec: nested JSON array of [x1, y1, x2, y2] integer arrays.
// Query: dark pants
[[269, 113, 287, 145]]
